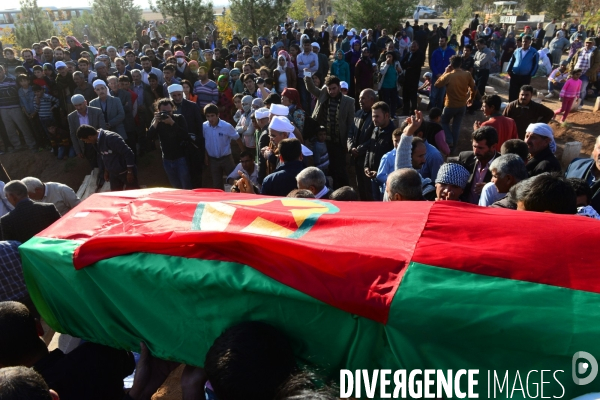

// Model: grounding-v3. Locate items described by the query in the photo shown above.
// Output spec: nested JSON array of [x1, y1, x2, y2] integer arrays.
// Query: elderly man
[[479, 153, 528, 207], [0, 180, 60, 243], [312, 42, 329, 81], [386, 169, 424, 201], [502, 85, 554, 140], [77, 125, 138, 191], [569, 37, 600, 108], [304, 74, 354, 189], [254, 108, 272, 184], [434, 162, 470, 201], [296, 167, 332, 199], [565, 135, 600, 212], [21, 177, 80, 216], [68, 94, 107, 166], [89, 80, 127, 140], [524, 123, 561, 177]]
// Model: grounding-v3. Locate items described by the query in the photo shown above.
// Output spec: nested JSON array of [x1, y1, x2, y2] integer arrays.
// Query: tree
[[13, 0, 56, 48], [523, 0, 544, 14], [333, 0, 415, 31], [214, 12, 237, 44], [545, 0, 570, 19], [288, 0, 309, 21], [229, 0, 291, 43], [452, 0, 474, 35], [151, 0, 214, 36], [91, 0, 141, 46]]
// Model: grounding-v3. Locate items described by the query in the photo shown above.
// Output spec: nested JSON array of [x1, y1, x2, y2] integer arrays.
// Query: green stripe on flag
[[387, 262, 600, 398], [20, 238, 600, 398]]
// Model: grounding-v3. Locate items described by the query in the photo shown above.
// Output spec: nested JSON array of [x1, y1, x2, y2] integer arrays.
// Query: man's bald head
[[386, 169, 424, 201]]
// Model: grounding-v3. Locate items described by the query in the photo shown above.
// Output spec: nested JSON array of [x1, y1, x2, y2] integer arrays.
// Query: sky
[[34, 0, 229, 10]]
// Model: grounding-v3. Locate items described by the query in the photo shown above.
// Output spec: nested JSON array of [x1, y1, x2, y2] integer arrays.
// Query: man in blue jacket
[[565, 135, 600, 212], [429, 37, 455, 109], [507, 35, 539, 102]]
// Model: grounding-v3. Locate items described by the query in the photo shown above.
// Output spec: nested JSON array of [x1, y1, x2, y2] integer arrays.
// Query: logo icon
[[191, 198, 339, 239], [573, 351, 598, 385]]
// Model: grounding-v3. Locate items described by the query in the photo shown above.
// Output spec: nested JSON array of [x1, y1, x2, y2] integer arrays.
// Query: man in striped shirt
[[193, 66, 218, 110], [0, 65, 37, 152]]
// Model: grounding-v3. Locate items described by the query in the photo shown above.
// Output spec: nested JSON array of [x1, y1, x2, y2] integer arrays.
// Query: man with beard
[[140, 56, 164, 86], [258, 45, 277, 72]]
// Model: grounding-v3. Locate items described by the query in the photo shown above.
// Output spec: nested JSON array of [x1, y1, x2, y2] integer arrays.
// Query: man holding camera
[[148, 98, 193, 189]]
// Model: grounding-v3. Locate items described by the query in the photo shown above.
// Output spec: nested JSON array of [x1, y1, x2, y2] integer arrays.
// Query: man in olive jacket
[[304, 74, 354, 188]]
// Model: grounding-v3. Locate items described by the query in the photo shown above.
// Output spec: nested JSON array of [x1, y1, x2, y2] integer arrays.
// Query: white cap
[[268, 116, 294, 133], [167, 84, 183, 94], [270, 103, 289, 116], [255, 107, 270, 119], [340, 81, 349, 89], [347, 31, 354, 36], [55, 61, 67, 69], [92, 79, 107, 89], [311, 42, 320, 49]]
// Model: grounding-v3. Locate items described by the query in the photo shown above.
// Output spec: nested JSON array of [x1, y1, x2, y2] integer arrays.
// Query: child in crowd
[[264, 77, 275, 92], [18, 75, 36, 121], [46, 121, 75, 159], [555, 69, 582, 123], [418, 72, 432, 96], [427, 107, 451, 156], [376, 127, 402, 201], [230, 68, 243, 94], [31, 65, 49, 93], [232, 93, 244, 123], [311, 126, 329, 175], [33, 84, 60, 141]]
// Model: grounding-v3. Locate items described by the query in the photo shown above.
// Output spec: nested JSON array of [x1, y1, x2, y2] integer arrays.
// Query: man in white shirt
[[202, 104, 245, 190], [21, 177, 80, 216], [544, 19, 557, 48]]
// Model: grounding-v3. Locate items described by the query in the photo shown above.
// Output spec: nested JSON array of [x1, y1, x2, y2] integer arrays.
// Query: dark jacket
[[111, 89, 135, 134], [502, 100, 554, 140], [457, 151, 500, 202], [257, 127, 270, 184], [173, 99, 205, 157], [526, 146, 561, 177], [95, 129, 136, 174], [261, 160, 305, 197], [0, 198, 60, 243], [364, 122, 395, 171], [565, 158, 600, 212], [347, 109, 374, 155], [401, 50, 424, 86], [148, 113, 190, 160]]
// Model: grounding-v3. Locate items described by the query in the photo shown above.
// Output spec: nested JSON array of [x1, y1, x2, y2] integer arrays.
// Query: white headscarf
[[527, 123, 556, 153]]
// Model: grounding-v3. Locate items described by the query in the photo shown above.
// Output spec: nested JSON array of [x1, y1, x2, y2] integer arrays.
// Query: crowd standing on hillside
[[0, 13, 600, 399]]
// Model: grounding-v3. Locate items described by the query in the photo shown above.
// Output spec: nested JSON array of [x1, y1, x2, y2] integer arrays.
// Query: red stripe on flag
[[412, 201, 600, 293]]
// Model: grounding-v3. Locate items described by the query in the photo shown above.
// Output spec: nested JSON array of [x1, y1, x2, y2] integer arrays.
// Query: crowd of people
[[0, 12, 600, 399]]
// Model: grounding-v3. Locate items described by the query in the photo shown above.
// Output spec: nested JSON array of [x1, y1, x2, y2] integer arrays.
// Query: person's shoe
[[545, 92, 555, 98], [577, 105, 583, 111]]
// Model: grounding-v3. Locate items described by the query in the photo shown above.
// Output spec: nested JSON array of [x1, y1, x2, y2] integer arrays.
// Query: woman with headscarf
[[345, 39, 362, 100], [330, 49, 350, 84], [65, 36, 84, 61], [281, 88, 305, 133], [536, 47, 552, 77], [273, 50, 296, 93], [549, 31, 570, 66], [500, 32, 517, 66], [217, 75, 234, 125]]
